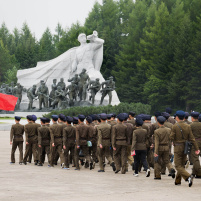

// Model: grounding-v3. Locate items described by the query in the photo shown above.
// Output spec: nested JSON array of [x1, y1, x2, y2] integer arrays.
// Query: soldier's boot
[[170, 168, 176, 179], [110, 162, 116, 171], [90, 162, 93, 170]]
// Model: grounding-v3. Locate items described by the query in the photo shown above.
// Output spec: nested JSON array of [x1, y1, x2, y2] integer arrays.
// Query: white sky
[[0, 0, 102, 40]]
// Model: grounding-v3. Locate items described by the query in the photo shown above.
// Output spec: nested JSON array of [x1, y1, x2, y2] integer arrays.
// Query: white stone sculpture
[[17, 31, 120, 106]]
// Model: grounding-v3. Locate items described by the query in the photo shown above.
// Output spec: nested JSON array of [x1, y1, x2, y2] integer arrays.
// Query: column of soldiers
[[10, 107, 201, 187], [1, 68, 116, 111]]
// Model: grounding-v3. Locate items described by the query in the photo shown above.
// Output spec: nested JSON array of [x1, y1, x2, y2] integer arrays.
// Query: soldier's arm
[[112, 126, 116, 148], [131, 131, 136, 151], [76, 127, 80, 147], [97, 126, 102, 146], [63, 128, 67, 146], [10, 125, 14, 143], [38, 128, 42, 145], [50, 127, 54, 144], [188, 126, 199, 150], [169, 125, 176, 142], [154, 131, 159, 155], [24, 125, 29, 143]]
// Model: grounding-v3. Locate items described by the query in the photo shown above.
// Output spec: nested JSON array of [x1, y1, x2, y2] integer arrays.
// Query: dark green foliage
[[44, 102, 151, 118]]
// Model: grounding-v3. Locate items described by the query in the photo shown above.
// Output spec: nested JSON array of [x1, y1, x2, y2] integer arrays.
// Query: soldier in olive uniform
[[38, 117, 51, 166], [63, 116, 76, 169], [131, 117, 150, 177], [74, 115, 91, 170], [123, 113, 134, 171], [184, 112, 191, 124], [112, 113, 128, 174], [10, 116, 24, 164], [49, 115, 65, 168], [154, 116, 175, 180], [23, 115, 40, 165], [166, 107, 176, 125], [97, 114, 116, 172], [170, 110, 200, 187], [86, 116, 97, 169], [190, 112, 201, 178]]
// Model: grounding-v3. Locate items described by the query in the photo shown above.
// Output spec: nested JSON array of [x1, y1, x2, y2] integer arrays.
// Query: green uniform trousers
[[11, 141, 23, 163]]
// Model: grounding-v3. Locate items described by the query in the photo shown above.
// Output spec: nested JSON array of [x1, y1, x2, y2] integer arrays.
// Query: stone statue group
[[0, 69, 115, 111]]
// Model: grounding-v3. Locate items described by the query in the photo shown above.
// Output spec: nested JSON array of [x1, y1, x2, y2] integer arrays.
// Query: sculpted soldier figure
[[9, 82, 15, 95], [49, 79, 57, 107], [5, 84, 12, 94], [65, 81, 77, 105], [52, 86, 65, 109], [36, 81, 49, 110], [57, 78, 66, 91], [27, 85, 37, 110], [78, 68, 90, 101], [0, 83, 6, 94], [68, 74, 80, 86], [100, 76, 115, 105], [13, 83, 26, 110], [88, 78, 101, 104]]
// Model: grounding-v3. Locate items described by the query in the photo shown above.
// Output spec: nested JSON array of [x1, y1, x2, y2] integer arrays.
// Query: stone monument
[[16, 31, 120, 108]]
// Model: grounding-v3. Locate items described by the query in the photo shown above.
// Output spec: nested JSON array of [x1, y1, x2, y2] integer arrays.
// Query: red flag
[[0, 93, 18, 111]]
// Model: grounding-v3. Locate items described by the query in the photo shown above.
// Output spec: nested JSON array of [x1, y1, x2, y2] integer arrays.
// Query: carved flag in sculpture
[[0, 93, 18, 111]]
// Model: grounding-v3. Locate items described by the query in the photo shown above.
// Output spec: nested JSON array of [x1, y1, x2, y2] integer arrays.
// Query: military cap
[[191, 112, 200, 118], [185, 112, 190, 117], [40, 117, 46, 123], [32, 115, 37, 121], [161, 112, 170, 120], [51, 115, 58, 121], [154, 111, 161, 117], [66, 116, 73, 123], [100, 114, 107, 120], [157, 116, 166, 124], [117, 113, 125, 121], [166, 107, 172, 114], [78, 114, 85, 120], [111, 113, 117, 118], [90, 114, 97, 121], [26, 115, 32, 121], [15, 116, 21, 121], [46, 118, 50, 123], [58, 114, 66, 121], [135, 117, 143, 126], [143, 114, 152, 121], [198, 114, 201, 122], [107, 114, 112, 119], [86, 116, 93, 123], [73, 117, 78, 124], [176, 110, 185, 118], [123, 113, 129, 120], [129, 111, 135, 117], [136, 114, 145, 121]]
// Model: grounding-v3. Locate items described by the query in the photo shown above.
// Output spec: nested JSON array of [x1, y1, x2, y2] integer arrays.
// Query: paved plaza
[[0, 130, 201, 201]]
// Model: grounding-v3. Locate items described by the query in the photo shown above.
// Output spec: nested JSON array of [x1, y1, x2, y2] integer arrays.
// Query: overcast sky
[[0, 0, 102, 40]]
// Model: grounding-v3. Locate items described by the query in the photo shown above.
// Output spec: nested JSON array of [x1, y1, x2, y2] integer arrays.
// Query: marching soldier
[[112, 113, 128, 174], [127, 111, 136, 126], [97, 114, 116, 172], [74, 115, 91, 170], [38, 118, 51, 166], [63, 116, 76, 169], [166, 107, 176, 125], [190, 112, 201, 178], [131, 117, 150, 177], [49, 115, 65, 168], [10, 116, 24, 165], [170, 110, 200, 187], [23, 115, 39, 165], [154, 116, 175, 180]]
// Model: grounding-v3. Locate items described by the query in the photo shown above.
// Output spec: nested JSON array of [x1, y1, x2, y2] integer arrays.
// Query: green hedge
[[44, 102, 151, 117]]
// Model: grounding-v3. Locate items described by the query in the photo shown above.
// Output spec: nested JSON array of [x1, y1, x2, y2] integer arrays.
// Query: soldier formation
[[10, 107, 201, 187], [0, 68, 116, 111]]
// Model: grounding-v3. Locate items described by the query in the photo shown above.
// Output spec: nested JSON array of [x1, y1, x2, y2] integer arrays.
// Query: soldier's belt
[[116, 138, 126, 141], [14, 136, 23, 138], [174, 143, 184, 146]]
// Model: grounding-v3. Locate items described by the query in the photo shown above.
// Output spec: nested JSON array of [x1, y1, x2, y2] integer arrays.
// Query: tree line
[[1, 0, 201, 113]]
